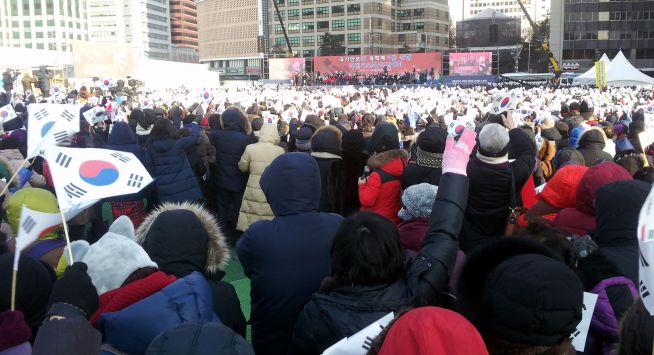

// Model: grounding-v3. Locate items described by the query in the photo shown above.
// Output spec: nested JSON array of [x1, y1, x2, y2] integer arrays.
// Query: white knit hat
[[64, 216, 157, 295]]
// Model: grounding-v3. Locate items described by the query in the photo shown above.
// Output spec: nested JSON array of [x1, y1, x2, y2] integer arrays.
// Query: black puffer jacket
[[288, 172, 467, 354], [593, 180, 652, 286], [459, 128, 536, 252], [578, 129, 613, 166]]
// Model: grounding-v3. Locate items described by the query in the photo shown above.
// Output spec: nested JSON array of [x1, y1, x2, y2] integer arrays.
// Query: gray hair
[[479, 123, 510, 156]]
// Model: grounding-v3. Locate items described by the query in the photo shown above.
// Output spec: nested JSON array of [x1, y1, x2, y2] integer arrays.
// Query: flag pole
[[0, 159, 28, 197], [59, 209, 74, 264], [10, 270, 17, 310]]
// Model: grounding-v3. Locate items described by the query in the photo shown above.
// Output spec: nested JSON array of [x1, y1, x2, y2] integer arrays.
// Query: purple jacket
[[586, 276, 638, 355]]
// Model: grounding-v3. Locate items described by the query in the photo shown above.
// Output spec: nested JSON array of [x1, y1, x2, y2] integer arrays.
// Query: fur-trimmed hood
[[135, 202, 230, 277], [367, 148, 409, 171]]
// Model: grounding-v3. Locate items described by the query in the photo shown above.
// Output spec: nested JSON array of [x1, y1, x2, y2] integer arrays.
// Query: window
[[274, 0, 284, 4], [347, 4, 360, 13], [332, 19, 345, 30], [414, 22, 424, 30], [346, 48, 360, 55], [275, 10, 285, 19], [397, 10, 410, 18], [398, 33, 405, 43], [302, 0, 313, 5], [302, 8, 314, 16], [347, 18, 360, 29], [332, 5, 344, 14], [288, 9, 299, 18], [274, 37, 285, 46], [302, 22, 314, 30], [317, 21, 329, 29], [413, 8, 424, 16], [289, 37, 300, 45], [303, 36, 315, 45], [347, 33, 360, 44], [303, 50, 315, 57], [274, 24, 283, 34], [316, 6, 328, 16], [401, 23, 410, 31], [289, 0, 299, 5], [288, 23, 300, 32], [34, 1, 42, 15]]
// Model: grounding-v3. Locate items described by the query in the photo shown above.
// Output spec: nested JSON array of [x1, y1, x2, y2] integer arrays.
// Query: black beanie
[[311, 127, 342, 156], [417, 126, 447, 154], [458, 238, 583, 347]]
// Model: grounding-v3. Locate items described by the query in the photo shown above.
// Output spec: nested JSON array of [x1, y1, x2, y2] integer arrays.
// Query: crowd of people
[[0, 80, 652, 355]]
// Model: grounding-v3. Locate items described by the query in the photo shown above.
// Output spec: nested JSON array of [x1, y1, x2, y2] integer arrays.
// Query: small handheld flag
[[491, 89, 519, 115], [0, 104, 17, 122], [45, 147, 153, 213], [26, 104, 80, 158]]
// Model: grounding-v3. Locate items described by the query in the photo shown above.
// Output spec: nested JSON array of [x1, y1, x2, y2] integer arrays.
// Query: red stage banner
[[449, 52, 492, 76], [313, 52, 442, 75]]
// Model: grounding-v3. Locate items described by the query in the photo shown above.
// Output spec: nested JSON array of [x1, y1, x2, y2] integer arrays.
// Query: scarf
[[90, 271, 176, 326], [416, 148, 442, 168]]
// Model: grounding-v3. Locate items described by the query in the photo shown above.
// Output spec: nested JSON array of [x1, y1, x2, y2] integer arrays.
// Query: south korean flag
[[26, 104, 80, 158], [83, 106, 107, 125], [45, 147, 153, 213], [0, 103, 17, 122], [491, 89, 519, 115]]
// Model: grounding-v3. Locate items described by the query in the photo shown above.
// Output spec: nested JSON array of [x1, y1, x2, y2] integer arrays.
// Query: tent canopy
[[573, 51, 654, 86]]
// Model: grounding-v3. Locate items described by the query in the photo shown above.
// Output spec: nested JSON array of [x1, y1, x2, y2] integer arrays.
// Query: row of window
[[565, 30, 654, 41], [273, 33, 361, 46], [563, 48, 654, 60], [13, 31, 83, 40], [273, 19, 430, 34], [9, 0, 77, 17], [11, 19, 83, 29], [609, 11, 654, 21]]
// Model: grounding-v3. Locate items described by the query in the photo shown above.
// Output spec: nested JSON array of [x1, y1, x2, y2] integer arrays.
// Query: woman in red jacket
[[358, 123, 408, 224]]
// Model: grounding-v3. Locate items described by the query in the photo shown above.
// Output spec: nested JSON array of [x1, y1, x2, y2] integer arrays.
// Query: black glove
[[47, 262, 99, 320]]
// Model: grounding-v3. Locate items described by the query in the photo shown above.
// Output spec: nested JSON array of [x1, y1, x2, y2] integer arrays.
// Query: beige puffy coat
[[237, 124, 285, 231]]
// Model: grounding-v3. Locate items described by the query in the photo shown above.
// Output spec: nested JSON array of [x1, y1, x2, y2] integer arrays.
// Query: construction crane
[[272, 0, 294, 57], [516, 0, 562, 82]]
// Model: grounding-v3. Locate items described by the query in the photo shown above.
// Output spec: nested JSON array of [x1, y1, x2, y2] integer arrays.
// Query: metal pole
[[369, 15, 373, 54], [272, 0, 293, 55], [527, 41, 531, 73]]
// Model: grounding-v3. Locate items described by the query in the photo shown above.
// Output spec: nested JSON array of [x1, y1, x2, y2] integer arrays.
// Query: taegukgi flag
[[45, 147, 153, 213], [0, 104, 17, 122], [26, 104, 80, 158]]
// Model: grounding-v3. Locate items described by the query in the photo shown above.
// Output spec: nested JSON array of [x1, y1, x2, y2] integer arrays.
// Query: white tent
[[604, 51, 654, 86], [572, 54, 611, 86], [573, 51, 654, 86]]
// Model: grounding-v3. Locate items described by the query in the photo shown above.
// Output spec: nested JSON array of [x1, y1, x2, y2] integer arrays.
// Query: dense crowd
[[0, 81, 653, 355]]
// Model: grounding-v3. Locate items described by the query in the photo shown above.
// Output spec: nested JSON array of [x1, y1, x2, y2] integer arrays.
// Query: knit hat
[[0, 310, 32, 351], [613, 123, 625, 136], [295, 123, 317, 152], [555, 121, 569, 137], [341, 129, 366, 154], [398, 183, 438, 220], [368, 123, 400, 154], [576, 161, 632, 215], [65, 216, 157, 295], [416, 126, 446, 168], [377, 307, 488, 355], [458, 238, 583, 347], [569, 127, 585, 148], [311, 126, 342, 156], [6, 188, 60, 237], [0, 254, 56, 329]]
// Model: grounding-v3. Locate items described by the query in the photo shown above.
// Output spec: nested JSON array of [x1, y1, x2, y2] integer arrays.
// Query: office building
[[268, 0, 451, 58], [86, 0, 173, 60], [197, 0, 264, 79], [169, 0, 199, 62], [549, 0, 654, 73], [0, 0, 88, 52], [450, 0, 549, 39], [457, 8, 520, 48]]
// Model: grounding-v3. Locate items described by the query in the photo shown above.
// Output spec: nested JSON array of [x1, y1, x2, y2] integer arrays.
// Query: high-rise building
[[549, 0, 654, 73], [0, 0, 89, 52], [197, 0, 264, 79], [450, 0, 549, 39], [198, 0, 450, 79], [87, 0, 173, 60], [170, 0, 198, 50], [268, 0, 451, 58]]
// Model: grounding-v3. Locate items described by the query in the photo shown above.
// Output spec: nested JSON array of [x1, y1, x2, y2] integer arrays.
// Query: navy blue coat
[[97, 272, 219, 355], [209, 114, 254, 192], [146, 123, 202, 203], [237, 153, 343, 355]]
